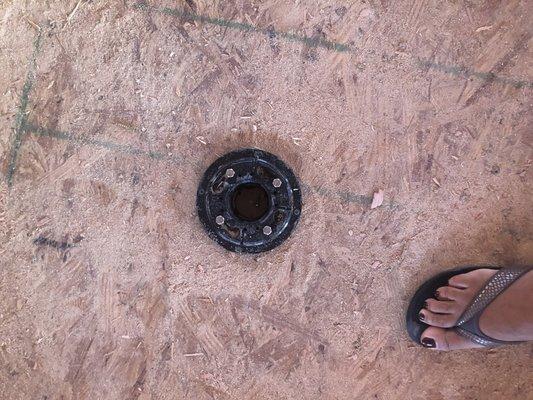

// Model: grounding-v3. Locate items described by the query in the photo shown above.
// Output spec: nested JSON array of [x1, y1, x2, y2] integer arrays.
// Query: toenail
[[421, 337, 436, 348], [424, 301, 429, 309], [418, 312, 425, 321], [434, 290, 440, 299]]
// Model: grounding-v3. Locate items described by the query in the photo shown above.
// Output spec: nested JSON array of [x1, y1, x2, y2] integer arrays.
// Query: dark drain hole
[[232, 183, 269, 222]]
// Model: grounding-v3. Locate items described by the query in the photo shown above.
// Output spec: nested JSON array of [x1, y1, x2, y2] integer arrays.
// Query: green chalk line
[[6, 31, 43, 187], [134, 2, 352, 53], [417, 59, 532, 89], [24, 122, 379, 207], [135, 2, 530, 89], [24, 123, 184, 164]]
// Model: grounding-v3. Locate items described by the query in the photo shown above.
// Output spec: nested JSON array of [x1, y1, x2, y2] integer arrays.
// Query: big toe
[[420, 326, 485, 351]]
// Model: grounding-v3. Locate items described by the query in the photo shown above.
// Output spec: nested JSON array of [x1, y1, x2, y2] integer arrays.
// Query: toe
[[435, 285, 463, 301], [424, 298, 459, 314], [418, 309, 456, 328], [421, 326, 485, 351], [448, 268, 498, 291], [448, 274, 469, 289]]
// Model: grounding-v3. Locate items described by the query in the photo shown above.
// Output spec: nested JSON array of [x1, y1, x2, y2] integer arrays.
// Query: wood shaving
[[475, 25, 493, 33], [370, 189, 384, 209]]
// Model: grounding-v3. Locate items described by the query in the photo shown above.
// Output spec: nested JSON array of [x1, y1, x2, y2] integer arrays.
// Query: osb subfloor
[[1, 1, 532, 399]]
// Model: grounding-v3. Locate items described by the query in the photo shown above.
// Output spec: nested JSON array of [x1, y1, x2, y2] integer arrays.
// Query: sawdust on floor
[[1, 1, 532, 399]]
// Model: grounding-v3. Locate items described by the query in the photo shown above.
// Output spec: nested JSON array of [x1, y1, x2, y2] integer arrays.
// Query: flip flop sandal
[[406, 265, 533, 347]]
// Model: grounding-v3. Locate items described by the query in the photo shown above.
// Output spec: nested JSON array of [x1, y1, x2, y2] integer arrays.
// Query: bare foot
[[418, 269, 533, 350]]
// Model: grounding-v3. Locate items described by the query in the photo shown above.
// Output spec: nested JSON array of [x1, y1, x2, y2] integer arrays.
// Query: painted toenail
[[434, 290, 440, 299], [421, 337, 436, 348], [418, 312, 425, 321]]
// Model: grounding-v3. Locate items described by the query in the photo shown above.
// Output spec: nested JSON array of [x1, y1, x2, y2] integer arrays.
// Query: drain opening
[[232, 183, 270, 221], [197, 148, 302, 253]]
